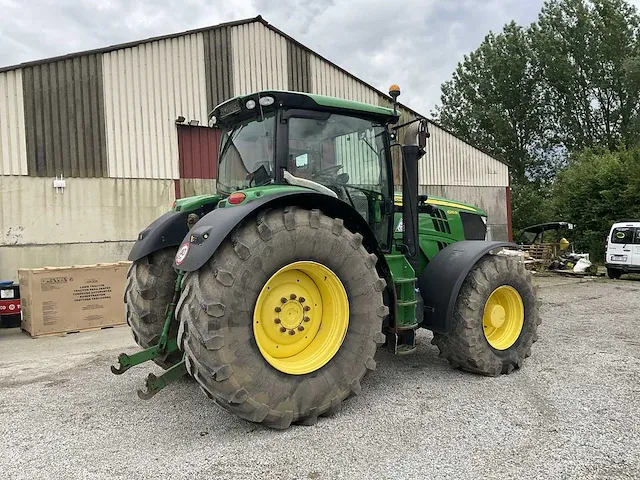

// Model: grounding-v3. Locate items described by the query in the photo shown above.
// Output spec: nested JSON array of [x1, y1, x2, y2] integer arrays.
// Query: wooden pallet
[[520, 243, 558, 267], [22, 323, 127, 338], [546, 269, 603, 277]]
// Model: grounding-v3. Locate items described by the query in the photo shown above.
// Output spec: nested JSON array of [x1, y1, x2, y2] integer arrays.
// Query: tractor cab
[[211, 90, 397, 249]]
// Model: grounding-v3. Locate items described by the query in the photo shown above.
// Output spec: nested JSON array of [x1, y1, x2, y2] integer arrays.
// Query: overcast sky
[[2, 0, 639, 115]]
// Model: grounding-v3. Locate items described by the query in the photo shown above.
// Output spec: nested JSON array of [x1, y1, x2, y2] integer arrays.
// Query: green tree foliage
[[434, 22, 546, 183], [436, 0, 640, 176], [510, 181, 555, 235], [553, 147, 640, 258], [531, 0, 640, 151], [435, 0, 640, 244]]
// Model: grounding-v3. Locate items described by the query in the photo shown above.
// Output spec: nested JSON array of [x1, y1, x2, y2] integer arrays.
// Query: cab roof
[[212, 90, 399, 123]]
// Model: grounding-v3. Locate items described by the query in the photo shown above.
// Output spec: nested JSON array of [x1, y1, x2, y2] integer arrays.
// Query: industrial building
[[0, 16, 510, 281]]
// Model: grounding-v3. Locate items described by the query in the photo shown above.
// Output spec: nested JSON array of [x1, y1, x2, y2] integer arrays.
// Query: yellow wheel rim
[[482, 285, 524, 350], [253, 261, 349, 375]]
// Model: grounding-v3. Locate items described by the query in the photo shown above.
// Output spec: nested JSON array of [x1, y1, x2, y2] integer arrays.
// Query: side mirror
[[418, 119, 429, 150]]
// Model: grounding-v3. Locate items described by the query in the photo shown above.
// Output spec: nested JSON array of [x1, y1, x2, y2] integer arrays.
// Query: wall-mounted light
[[189, 119, 199, 126], [176, 115, 185, 123]]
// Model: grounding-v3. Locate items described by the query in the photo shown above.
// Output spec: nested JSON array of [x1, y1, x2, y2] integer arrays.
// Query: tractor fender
[[128, 210, 193, 262], [173, 190, 383, 272], [418, 240, 515, 334]]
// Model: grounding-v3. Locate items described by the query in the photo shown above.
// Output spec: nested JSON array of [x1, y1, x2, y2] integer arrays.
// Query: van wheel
[[607, 268, 622, 280]]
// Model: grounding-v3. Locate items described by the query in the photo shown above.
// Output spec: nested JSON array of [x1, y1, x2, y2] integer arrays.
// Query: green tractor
[[112, 86, 541, 429]]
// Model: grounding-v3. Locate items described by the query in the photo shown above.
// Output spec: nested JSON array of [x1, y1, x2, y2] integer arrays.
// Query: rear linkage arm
[[111, 272, 188, 399]]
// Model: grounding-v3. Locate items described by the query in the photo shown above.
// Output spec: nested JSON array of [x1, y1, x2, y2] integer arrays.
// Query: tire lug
[[290, 293, 297, 300], [303, 306, 310, 312], [303, 316, 310, 322], [279, 326, 287, 332], [297, 325, 304, 331], [288, 329, 296, 335], [275, 306, 281, 312], [298, 297, 305, 303], [274, 318, 281, 324], [280, 297, 287, 304]]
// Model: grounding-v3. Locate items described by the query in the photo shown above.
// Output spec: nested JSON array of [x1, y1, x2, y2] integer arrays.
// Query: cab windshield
[[287, 113, 392, 246], [217, 112, 276, 194], [287, 114, 389, 196]]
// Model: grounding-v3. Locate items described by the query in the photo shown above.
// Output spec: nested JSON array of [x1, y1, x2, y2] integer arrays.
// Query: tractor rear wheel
[[177, 207, 388, 429], [431, 254, 540, 376], [124, 248, 182, 369]]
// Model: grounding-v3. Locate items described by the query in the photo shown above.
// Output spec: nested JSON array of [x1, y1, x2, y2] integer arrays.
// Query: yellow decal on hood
[[394, 194, 477, 213]]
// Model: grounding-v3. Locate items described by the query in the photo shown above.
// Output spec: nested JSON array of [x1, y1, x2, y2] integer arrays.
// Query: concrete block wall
[[0, 176, 174, 280]]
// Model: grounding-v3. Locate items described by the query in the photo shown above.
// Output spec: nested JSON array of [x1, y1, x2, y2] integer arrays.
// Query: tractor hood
[[393, 193, 486, 217]]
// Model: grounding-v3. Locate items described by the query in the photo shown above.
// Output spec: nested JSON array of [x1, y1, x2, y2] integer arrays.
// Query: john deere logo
[[616, 231, 626, 239], [175, 242, 190, 265]]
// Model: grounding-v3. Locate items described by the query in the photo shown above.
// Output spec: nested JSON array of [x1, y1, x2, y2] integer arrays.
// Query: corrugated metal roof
[[0, 15, 509, 171], [203, 26, 234, 112], [0, 69, 27, 175], [22, 54, 108, 177], [231, 22, 288, 96], [420, 122, 509, 187], [102, 33, 208, 179], [288, 42, 311, 93], [310, 54, 380, 105], [0, 17, 262, 74]]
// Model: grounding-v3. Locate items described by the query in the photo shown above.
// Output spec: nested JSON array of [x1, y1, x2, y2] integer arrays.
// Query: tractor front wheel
[[431, 254, 540, 376], [177, 207, 388, 429], [124, 248, 182, 369]]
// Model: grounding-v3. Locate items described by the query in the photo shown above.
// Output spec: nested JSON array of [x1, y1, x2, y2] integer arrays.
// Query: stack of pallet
[[520, 243, 557, 270]]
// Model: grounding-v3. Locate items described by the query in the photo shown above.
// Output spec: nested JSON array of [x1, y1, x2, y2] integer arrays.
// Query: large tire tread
[[178, 207, 387, 428], [431, 254, 541, 376], [125, 248, 181, 369]]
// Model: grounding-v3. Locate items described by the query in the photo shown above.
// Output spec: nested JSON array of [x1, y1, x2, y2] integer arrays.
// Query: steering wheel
[[312, 164, 344, 182]]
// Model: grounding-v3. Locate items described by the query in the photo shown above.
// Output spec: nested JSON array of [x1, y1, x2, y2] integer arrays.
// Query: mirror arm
[[391, 117, 428, 131]]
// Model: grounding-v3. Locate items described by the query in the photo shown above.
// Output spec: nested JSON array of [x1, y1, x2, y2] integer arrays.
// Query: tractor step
[[137, 359, 188, 400], [393, 277, 416, 284], [397, 300, 418, 307], [395, 344, 417, 355], [111, 338, 179, 375], [384, 254, 407, 260], [386, 330, 417, 355]]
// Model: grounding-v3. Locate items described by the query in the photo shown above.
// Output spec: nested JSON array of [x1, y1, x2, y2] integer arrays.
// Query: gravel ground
[[1, 275, 639, 480]]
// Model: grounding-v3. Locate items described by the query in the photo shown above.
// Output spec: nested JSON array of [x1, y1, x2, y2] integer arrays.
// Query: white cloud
[[2, 0, 640, 114]]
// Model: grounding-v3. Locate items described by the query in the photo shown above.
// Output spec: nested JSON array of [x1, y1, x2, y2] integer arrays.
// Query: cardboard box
[[18, 262, 131, 337]]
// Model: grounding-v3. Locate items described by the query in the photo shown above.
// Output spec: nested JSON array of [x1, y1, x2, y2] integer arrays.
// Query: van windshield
[[611, 227, 638, 244]]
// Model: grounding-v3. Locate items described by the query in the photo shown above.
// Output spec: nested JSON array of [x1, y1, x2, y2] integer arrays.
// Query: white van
[[605, 220, 640, 279]]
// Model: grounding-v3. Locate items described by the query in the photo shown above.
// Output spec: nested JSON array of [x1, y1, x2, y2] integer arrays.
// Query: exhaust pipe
[[401, 119, 428, 272]]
